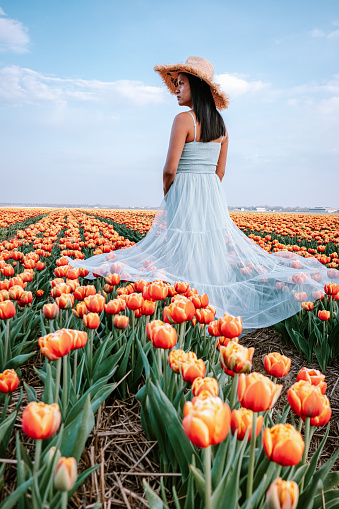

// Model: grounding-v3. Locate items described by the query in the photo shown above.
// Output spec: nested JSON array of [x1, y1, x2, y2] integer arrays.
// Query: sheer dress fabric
[[68, 131, 337, 329]]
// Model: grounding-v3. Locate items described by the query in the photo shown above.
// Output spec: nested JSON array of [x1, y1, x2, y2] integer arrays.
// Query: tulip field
[[0, 207, 338, 509]]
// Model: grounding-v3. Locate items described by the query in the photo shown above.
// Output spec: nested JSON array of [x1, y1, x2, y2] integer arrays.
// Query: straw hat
[[154, 56, 229, 110]]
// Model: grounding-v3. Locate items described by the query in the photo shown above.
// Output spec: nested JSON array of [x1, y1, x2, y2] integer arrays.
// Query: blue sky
[[0, 0, 338, 208]]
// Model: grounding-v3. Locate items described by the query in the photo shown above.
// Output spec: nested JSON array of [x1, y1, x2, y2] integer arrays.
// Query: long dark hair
[[184, 73, 226, 142]]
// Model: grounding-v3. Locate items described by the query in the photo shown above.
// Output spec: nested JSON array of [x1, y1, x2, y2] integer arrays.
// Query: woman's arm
[[215, 133, 229, 182], [163, 113, 190, 196]]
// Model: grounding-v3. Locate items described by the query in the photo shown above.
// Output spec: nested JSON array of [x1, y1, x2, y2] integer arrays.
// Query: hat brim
[[154, 62, 229, 110]]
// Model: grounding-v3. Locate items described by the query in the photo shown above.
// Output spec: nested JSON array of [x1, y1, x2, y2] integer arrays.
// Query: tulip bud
[[43, 446, 62, 466], [266, 477, 299, 509], [54, 457, 77, 491]]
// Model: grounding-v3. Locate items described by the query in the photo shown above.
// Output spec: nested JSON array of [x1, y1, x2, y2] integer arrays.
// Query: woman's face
[[175, 73, 192, 108]]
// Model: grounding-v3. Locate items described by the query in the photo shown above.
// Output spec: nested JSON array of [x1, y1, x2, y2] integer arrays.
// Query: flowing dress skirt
[[68, 170, 337, 329]]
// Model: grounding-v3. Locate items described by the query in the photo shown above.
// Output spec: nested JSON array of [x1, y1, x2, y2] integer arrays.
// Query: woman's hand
[[163, 113, 191, 195], [215, 132, 228, 182]]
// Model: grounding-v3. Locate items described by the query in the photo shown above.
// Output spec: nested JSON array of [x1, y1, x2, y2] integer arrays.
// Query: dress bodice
[[176, 141, 221, 174]]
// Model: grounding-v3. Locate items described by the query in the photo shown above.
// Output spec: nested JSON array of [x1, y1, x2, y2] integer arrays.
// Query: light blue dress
[[68, 113, 337, 328]]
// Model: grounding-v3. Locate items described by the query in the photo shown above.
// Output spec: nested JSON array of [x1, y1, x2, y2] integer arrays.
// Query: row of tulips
[[0, 209, 338, 507], [275, 281, 339, 370]]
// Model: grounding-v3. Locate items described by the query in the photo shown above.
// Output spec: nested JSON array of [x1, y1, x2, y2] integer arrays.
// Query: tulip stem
[[302, 416, 311, 465], [179, 322, 186, 350], [61, 491, 68, 509], [62, 355, 68, 416], [89, 329, 94, 384], [144, 316, 150, 346], [73, 349, 78, 391], [204, 446, 212, 509], [1, 393, 10, 422], [157, 348, 162, 377], [131, 310, 135, 331], [211, 338, 218, 368], [4, 319, 10, 367], [59, 309, 62, 329], [246, 411, 257, 499], [55, 357, 62, 404], [229, 373, 239, 410], [34, 438, 42, 475], [163, 349, 167, 393]]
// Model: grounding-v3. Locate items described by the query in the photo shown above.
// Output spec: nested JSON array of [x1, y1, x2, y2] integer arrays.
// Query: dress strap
[[188, 111, 197, 142]]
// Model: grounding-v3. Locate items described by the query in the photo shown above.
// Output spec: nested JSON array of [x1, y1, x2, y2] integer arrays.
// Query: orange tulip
[[133, 280, 147, 293], [37, 289, 44, 297], [296, 367, 327, 394], [51, 283, 72, 298], [64, 329, 88, 350], [168, 350, 197, 373], [0, 369, 20, 393], [181, 358, 206, 383], [43, 302, 60, 320], [72, 301, 88, 318], [310, 395, 331, 426], [208, 320, 221, 337], [318, 310, 330, 321], [231, 408, 263, 441], [22, 402, 61, 439], [113, 315, 129, 329], [175, 281, 190, 294], [66, 267, 79, 280], [287, 380, 325, 418], [0, 300, 16, 320], [9, 285, 24, 300], [148, 281, 168, 301], [105, 273, 120, 286], [163, 298, 195, 324], [263, 424, 304, 466], [266, 477, 299, 509], [301, 302, 314, 311], [38, 330, 73, 361], [18, 291, 33, 307], [218, 314, 243, 338], [189, 293, 209, 309], [84, 294, 105, 313], [56, 293, 74, 310], [220, 342, 254, 376], [140, 299, 156, 316], [324, 282, 339, 296], [195, 308, 215, 325], [238, 372, 283, 412], [104, 298, 124, 315], [73, 285, 96, 301], [126, 292, 144, 311], [216, 336, 239, 350], [192, 377, 219, 398], [183, 396, 231, 448], [146, 320, 177, 349], [36, 261, 46, 271], [83, 312, 100, 329], [54, 457, 77, 492], [264, 352, 291, 378]]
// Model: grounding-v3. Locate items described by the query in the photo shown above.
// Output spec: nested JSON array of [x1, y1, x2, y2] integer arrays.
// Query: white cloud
[[311, 27, 339, 39], [215, 73, 270, 99], [0, 66, 166, 107], [0, 10, 30, 53]]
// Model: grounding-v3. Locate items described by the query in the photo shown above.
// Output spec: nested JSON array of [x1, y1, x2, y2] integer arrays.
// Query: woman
[[69, 56, 337, 329]]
